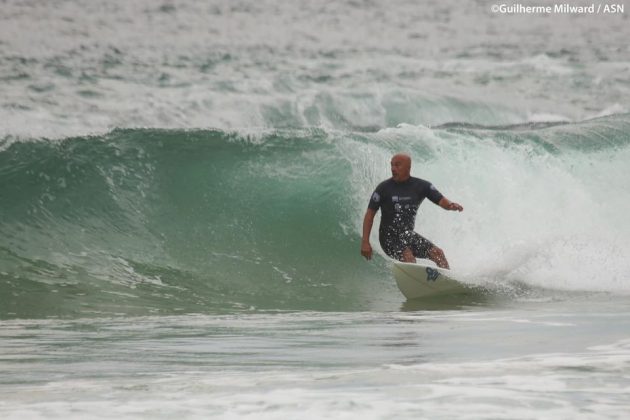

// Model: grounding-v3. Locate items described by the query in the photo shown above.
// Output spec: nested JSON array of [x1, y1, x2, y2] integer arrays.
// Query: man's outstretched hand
[[448, 202, 463, 211]]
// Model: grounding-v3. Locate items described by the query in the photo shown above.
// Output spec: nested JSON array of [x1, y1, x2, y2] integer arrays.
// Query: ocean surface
[[1, 0, 630, 418]]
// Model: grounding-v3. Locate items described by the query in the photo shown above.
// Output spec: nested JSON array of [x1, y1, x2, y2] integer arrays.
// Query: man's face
[[391, 155, 411, 182]]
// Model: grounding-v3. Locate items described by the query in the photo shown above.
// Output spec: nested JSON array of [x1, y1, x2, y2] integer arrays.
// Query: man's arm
[[361, 208, 377, 260], [438, 197, 464, 212]]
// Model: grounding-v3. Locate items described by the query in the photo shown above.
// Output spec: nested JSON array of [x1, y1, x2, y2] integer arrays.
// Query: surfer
[[360, 153, 463, 269]]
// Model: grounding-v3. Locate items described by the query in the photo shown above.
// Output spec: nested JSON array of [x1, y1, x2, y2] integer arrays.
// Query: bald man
[[361, 153, 463, 269]]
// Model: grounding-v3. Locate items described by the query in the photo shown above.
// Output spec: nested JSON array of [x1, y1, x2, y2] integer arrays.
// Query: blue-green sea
[[1, 1, 630, 418]]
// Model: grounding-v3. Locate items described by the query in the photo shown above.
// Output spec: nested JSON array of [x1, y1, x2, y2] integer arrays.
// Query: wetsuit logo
[[393, 196, 411, 202]]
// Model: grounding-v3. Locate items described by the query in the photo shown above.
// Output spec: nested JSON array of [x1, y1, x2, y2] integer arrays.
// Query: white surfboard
[[392, 259, 470, 299]]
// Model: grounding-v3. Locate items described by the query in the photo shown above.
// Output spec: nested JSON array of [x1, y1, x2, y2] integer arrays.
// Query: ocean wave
[[2, 117, 630, 317]]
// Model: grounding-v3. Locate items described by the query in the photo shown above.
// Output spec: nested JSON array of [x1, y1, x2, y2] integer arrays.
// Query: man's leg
[[428, 246, 449, 269], [401, 247, 416, 263]]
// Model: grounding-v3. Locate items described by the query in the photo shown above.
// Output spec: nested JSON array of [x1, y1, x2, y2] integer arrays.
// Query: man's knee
[[428, 246, 449, 269], [429, 246, 444, 258]]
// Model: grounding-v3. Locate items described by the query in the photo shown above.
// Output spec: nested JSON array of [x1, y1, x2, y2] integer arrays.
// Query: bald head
[[391, 153, 411, 182]]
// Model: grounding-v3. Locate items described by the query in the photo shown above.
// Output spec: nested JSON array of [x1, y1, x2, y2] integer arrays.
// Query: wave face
[[2, 114, 630, 318]]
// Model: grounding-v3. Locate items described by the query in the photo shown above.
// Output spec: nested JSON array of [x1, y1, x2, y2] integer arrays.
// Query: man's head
[[390, 153, 412, 182]]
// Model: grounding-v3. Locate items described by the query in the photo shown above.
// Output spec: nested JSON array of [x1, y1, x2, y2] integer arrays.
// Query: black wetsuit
[[367, 177, 443, 260]]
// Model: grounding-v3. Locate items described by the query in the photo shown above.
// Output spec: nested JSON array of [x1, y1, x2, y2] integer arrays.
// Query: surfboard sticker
[[425, 267, 440, 282], [392, 259, 470, 299]]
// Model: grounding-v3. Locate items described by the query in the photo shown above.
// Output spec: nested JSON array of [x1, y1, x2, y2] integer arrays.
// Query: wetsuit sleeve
[[367, 184, 384, 211], [425, 183, 444, 205]]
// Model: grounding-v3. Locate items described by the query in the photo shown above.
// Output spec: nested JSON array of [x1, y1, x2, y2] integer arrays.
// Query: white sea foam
[[2, 313, 630, 420]]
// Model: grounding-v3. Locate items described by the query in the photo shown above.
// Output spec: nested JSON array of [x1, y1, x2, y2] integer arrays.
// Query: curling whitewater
[[1, 115, 630, 318]]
